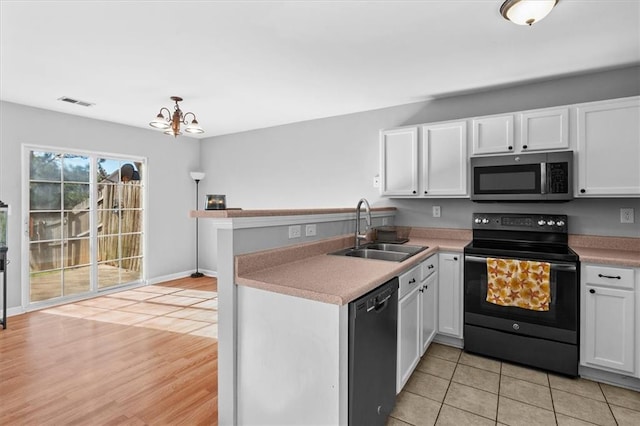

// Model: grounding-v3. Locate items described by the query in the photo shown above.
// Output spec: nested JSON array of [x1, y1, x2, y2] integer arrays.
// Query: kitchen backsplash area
[[390, 197, 640, 238]]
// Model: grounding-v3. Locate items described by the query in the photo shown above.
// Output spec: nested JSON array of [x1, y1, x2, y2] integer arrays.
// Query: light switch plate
[[433, 206, 441, 218], [620, 208, 634, 223], [288, 225, 301, 238]]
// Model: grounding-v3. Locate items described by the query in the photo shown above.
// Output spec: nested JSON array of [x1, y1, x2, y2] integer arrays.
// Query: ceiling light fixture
[[149, 96, 204, 137], [500, 0, 558, 26]]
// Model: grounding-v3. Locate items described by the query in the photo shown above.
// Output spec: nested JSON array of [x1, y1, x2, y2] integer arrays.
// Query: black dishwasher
[[348, 277, 398, 425]]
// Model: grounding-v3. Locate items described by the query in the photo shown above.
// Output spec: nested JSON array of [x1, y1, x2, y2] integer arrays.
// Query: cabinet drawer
[[421, 255, 438, 281], [399, 265, 421, 299], [585, 265, 634, 289]]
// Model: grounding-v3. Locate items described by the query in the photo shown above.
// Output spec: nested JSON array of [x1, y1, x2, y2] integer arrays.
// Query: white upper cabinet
[[472, 114, 514, 155], [520, 107, 569, 152], [380, 127, 418, 196], [420, 121, 468, 197], [576, 97, 640, 197], [381, 120, 468, 198], [472, 108, 569, 155]]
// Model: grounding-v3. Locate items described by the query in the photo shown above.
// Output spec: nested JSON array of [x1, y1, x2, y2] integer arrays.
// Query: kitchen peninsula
[[192, 207, 471, 425]]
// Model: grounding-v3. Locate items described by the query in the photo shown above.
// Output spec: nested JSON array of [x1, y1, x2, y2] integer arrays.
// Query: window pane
[[30, 269, 62, 302], [64, 183, 90, 210], [30, 240, 63, 272], [30, 151, 61, 181], [30, 182, 61, 210], [63, 154, 90, 182], [98, 235, 119, 262], [121, 233, 141, 259], [65, 238, 90, 267], [98, 261, 121, 289], [63, 211, 90, 239], [30, 212, 62, 241], [63, 266, 91, 296]]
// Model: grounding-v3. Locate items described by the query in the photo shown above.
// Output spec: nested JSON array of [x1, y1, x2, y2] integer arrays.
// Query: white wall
[[200, 65, 640, 243], [0, 101, 201, 310]]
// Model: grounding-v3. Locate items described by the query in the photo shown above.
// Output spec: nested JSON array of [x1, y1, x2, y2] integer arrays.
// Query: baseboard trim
[[147, 269, 217, 285]]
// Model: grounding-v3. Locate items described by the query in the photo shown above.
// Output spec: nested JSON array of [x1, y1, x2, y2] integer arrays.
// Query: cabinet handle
[[598, 273, 621, 280], [589, 289, 596, 294], [508, 146, 513, 150], [522, 145, 528, 150], [419, 288, 424, 293], [409, 278, 416, 284], [580, 189, 586, 194]]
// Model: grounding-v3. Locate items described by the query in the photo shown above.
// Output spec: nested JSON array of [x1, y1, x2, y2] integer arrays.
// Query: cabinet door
[[583, 285, 635, 374], [420, 272, 438, 355], [472, 115, 514, 155], [438, 253, 462, 338], [420, 121, 468, 196], [520, 107, 569, 152], [397, 286, 420, 393], [380, 128, 418, 196], [576, 97, 640, 196]]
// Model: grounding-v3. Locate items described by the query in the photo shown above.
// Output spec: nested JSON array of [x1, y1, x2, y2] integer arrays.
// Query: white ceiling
[[1, 1, 639, 138]]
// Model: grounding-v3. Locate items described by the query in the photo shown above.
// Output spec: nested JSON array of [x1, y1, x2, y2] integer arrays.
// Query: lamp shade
[[501, 0, 558, 26], [190, 171, 205, 181], [185, 119, 205, 134], [149, 113, 171, 129]]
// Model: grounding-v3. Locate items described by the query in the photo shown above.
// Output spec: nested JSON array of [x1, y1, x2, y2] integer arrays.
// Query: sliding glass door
[[27, 148, 144, 305]]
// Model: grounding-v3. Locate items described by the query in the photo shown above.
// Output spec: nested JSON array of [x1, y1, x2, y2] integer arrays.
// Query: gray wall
[[0, 101, 201, 310], [200, 65, 640, 239]]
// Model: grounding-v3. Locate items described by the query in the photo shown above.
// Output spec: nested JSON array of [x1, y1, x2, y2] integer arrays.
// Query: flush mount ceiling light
[[500, 0, 558, 26], [149, 96, 204, 137]]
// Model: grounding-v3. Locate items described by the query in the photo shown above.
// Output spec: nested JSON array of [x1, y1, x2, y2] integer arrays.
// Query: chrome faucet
[[355, 198, 371, 249]]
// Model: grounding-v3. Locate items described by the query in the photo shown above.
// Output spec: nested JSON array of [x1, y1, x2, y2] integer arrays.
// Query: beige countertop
[[235, 229, 470, 306], [569, 234, 640, 268]]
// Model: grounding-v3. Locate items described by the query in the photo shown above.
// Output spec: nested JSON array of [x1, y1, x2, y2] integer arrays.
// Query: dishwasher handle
[[367, 294, 392, 312]]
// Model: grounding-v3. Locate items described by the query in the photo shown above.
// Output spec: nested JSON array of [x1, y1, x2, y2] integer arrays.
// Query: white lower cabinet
[[438, 253, 463, 338], [397, 254, 440, 393], [581, 264, 636, 375], [397, 265, 421, 392], [420, 271, 438, 355]]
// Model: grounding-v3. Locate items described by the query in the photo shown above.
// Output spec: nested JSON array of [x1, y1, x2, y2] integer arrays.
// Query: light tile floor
[[389, 343, 640, 426], [41, 285, 218, 339]]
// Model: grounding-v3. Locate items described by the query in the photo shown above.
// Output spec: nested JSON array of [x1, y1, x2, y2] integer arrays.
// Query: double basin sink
[[330, 242, 427, 262]]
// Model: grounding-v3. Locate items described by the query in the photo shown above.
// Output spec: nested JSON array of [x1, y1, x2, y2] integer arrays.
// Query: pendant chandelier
[[500, 0, 558, 26], [149, 96, 204, 137]]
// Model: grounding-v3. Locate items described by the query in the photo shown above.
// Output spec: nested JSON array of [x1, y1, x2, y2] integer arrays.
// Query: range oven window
[[474, 164, 541, 194], [464, 256, 577, 332]]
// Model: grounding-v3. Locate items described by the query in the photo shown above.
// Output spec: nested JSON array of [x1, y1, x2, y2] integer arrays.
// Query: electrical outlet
[[305, 224, 317, 237], [382, 217, 389, 226], [433, 206, 441, 218], [620, 208, 634, 223], [288, 225, 301, 238]]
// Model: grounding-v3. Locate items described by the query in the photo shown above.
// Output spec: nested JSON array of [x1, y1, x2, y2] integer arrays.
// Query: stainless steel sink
[[330, 243, 427, 262]]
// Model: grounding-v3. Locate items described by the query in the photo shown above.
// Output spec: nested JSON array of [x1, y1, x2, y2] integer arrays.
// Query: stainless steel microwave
[[470, 151, 573, 202]]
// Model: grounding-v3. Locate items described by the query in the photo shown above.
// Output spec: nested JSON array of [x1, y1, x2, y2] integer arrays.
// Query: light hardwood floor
[[0, 276, 218, 425]]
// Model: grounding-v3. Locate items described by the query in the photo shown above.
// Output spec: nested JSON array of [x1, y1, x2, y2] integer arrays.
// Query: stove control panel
[[472, 213, 568, 232]]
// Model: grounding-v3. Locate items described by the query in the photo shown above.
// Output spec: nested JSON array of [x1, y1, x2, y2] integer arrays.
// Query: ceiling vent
[[57, 96, 95, 107]]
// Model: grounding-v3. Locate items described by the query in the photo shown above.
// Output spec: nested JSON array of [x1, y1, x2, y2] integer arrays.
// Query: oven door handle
[[464, 255, 577, 271]]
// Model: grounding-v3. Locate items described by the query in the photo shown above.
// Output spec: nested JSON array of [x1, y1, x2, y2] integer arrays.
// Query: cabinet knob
[[424, 191, 428, 194], [453, 257, 458, 261], [412, 190, 417, 194], [580, 189, 586, 194], [522, 145, 528, 150], [589, 289, 596, 294], [508, 146, 513, 150]]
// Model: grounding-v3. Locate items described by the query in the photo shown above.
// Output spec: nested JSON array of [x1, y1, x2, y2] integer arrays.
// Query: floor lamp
[[190, 171, 205, 278]]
